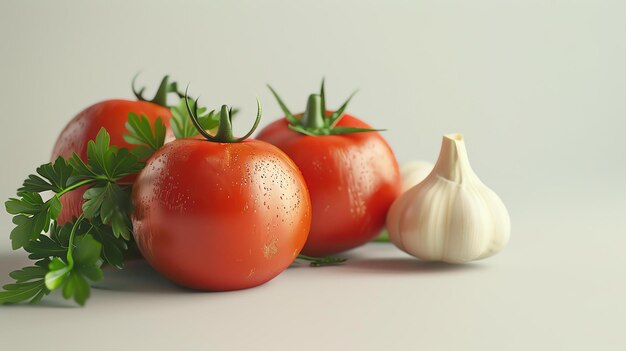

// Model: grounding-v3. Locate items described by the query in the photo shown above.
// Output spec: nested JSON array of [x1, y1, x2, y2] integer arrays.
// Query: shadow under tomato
[[338, 257, 486, 274], [94, 259, 186, 294]]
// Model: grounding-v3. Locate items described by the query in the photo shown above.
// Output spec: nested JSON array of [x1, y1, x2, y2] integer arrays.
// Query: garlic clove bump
[[400, 161, 434, 192]]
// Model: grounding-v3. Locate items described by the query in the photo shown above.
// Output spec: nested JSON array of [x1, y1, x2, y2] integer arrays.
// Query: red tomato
[[51, 99, 173, 224], [257, 111, 400, 256], [131, 137, 311, 291]]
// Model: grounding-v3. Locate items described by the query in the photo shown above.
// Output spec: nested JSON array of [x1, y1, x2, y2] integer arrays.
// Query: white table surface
[[1, 195, 624, 351]]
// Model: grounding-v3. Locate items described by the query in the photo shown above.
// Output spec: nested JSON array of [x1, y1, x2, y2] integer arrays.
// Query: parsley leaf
[[43, 220, 104, 306], [25, 231, 69, 260], [65, 234, 103, 305], [0, 259, 50, 304], [170, 98, 223, 139], [90, 221, 127, 269], [70, 128, 143, 182], [18, 157, 74, 194], [6, 193, 59, 249], [82, 183, 133, 240], [123, 113, 166, 158], [45, 257, 71, 290]]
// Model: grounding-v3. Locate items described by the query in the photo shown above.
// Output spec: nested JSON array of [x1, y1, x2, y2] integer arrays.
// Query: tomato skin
[[131, 139, 311, 291], [256, 113, 401, 256], [51, 99, 173, 224]]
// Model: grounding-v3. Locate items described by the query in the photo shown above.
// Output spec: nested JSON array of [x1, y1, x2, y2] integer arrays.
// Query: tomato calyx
[[268, 79, 385, 136], [185, 88, 261, 143], [132, 74, 184, 107]]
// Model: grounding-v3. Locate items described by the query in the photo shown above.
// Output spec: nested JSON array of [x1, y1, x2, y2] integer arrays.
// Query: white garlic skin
[[387, 134, 510, 263], [400, 161, 434, 192]]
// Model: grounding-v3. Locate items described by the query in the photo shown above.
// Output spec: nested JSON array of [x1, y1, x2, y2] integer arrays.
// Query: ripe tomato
[[51, 77, 177, 225], [257, 83, 401, 256], [131, 104, 311, 291]]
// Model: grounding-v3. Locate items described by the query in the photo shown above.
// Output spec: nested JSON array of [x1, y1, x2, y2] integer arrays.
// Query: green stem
[[150, 76, 172, 107], [301, 94, 326, 130], [56, 179, 95, 198], [132, 74, 180, 107], [373, 230, 390, 242], [297, 254, 347, 267], [213, 105, 234, 141], [66, 215, 84, 269], [184, 88, 262, 143]]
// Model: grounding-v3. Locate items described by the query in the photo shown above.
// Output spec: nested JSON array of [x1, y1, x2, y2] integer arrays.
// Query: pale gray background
[[0, 0, 624, 350]]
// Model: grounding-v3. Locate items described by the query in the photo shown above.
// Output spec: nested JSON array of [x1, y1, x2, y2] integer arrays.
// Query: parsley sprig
[[0, 125, 152, 306]]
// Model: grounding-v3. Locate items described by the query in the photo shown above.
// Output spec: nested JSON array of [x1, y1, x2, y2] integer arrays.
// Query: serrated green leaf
[[77, 265, 103, 282], [10, 215, 38, 250], [82, 184, 132, 240], [130, 145, 153, 160], [110, 148, 144, 178], [48, 196, 62, 220], [0, 280, 48, 305], [27, 222, 80, 260], [8, 265, 48, 283], [45, 258, 71, 290], [65, 273, 90, 306], [170, 98, 220, 139], [124, 113, 166, 153], [49, 221, 72, 247], [69, 152, 94, 178], [82, 187, 104, 219], [71, 128, 142, 182], [94, 128, 111, 161], [91, 224, 126, 268], [86, 130, 114, 178], [74, 234, 102, 266], [110, 213, 131, 240], [62, 276, 74, 299], [48, 257, 67, 271], [18, 157, 74, 193], [8, 196, 56, 238], [29, 289, 47, 304], [8, 196, 52, 250], [5, 192, 44, 215], [18, 175, 52, 194]]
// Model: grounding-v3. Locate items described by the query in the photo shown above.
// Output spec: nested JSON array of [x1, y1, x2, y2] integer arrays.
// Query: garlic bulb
[[400, 161, 434, 192], [387, 134, 510, 263]]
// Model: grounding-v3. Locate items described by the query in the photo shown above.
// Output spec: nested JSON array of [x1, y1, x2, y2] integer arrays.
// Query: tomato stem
[[184, 87, 262, 143], [132, 74, 183, 107], [268, 79, 382, 136], [301, 94, 326, 130], [214, 105, 235, 141]]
